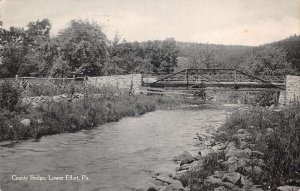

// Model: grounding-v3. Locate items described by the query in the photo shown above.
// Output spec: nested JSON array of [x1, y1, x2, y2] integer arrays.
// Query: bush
[[0, 80, 21, 112]]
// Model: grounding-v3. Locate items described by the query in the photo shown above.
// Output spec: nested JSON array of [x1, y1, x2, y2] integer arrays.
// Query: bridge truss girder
[[146, 68, 285, 91]]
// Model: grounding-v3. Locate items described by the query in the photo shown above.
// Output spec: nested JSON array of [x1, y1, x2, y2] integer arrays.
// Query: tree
[[0, 26, 26, 78], [242, 45, 297, 76], [19, 19, 52, 76], [25, 19, 51, 45], [158, 38, 178, 73], [55, 19, 107, 76], [0, 19, 53, 77], [141, 38, 178, 74], [104, 35, 154, 75]]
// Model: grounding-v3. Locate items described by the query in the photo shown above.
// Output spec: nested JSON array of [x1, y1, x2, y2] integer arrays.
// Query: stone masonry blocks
[[284, 75, 300, 104], [87, 74, 142, 93]]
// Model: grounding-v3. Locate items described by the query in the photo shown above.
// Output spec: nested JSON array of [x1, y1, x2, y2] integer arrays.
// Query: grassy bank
[[0, 80, 181, 141], [179, 103, 300, 190]]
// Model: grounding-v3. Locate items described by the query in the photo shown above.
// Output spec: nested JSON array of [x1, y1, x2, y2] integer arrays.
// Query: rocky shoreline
[[136, 105, 300, 191]]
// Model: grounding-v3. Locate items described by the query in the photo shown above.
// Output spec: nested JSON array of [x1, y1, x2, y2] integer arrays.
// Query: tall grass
[[0, 80, 180, 141]]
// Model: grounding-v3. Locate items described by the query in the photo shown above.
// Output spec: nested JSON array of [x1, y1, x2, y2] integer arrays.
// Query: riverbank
[[0, 81, 182, 142], [139, 103, 300, 191]]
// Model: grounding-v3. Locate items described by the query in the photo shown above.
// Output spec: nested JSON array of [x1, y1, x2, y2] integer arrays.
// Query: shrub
[[0, 80, 21, 112], [179, 152, 226, 190]]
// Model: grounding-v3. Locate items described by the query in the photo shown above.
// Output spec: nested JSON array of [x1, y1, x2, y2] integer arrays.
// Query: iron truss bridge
[[142, 69, 285, 92]]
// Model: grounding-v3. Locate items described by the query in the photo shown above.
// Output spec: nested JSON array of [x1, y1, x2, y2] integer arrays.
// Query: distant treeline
[[0, 18, 299, 78]]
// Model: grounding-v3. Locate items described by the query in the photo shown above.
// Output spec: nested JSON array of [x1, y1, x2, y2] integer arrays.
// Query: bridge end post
[[234, 69, 236, 87], [185, 69, 189, 90]]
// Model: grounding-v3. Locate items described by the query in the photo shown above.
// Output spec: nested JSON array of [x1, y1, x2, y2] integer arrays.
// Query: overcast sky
[[0, 0, 299, 46]]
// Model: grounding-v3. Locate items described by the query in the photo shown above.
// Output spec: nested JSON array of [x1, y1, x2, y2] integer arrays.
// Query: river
[[0, 105, 230, 191]]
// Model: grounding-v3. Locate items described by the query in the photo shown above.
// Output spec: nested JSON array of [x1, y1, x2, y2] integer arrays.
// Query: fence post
[[234, 70, 237, 87], [15, 75, 19, 81], [72, 75, 75, 82], [185, 69, 189, 90]]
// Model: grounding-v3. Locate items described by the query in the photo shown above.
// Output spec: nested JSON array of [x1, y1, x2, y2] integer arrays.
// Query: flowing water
[[0, 105, 231, 191]]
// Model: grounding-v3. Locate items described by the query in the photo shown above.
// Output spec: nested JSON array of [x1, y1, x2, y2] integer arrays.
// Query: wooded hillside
[[0, 19, 299, 78]]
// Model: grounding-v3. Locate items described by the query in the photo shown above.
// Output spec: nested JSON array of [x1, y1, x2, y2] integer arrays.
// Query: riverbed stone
[[214, 186, 227, 191], [160, 180, 184, 191], [251, 158, 265, 167], [204, 140, 214, 146], [155, 175, 177, 185], [212, 144, 226, 151], [173, 170, 188, 180], [178, 164, 190, 171], [20, 119, 31, 127], [237, 166, 252, 176], [222, 172, 242, 185], [180, 158, 195, 166], [213, 171, 226, 178], [247, 185, 264, 191], [200, 148, 215, 157], [237, 157, 250, 168], [136, 181, 160, 191], [205, 175, 222, 184], [193, 154, 202, 161], [252, 166, 263, 177], [225, 146, 238, 159], [232, 133, 252, 143], [239, 141, 248, 149], [174, 151, 194, 162], [240, 176, 253, 187], [149, 178, 168, 186], [250, 151, 264, 158], [215, 181, 237, 190], [222, 156, 238, 169], [215, 131, 228, 141], [224, 142, 236, 154], [226, 147, 251, 160]]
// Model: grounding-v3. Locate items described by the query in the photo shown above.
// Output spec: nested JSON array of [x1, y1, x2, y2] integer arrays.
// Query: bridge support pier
[[278, 91, 286, 105], [278, 75, 300, 105]]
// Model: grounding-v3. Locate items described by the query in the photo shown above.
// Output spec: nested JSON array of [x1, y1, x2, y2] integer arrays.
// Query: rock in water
[[160, 180, 184, 191], [136, 181, 160, 191], [214, 186, 227, 191], [155, 175, 176, 184], [174, 151, 194, 162]]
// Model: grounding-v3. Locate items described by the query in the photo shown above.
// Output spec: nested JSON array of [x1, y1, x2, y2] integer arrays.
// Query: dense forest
[[0, 19, 299, 78]]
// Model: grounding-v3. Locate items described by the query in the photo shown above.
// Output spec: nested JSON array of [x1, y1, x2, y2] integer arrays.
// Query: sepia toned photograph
[[0, 0, 299, 190]]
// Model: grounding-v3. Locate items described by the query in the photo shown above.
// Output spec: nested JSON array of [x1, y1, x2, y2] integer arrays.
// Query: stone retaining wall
[[87, 74, 142, 93], [285, 75, 300, 104]]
